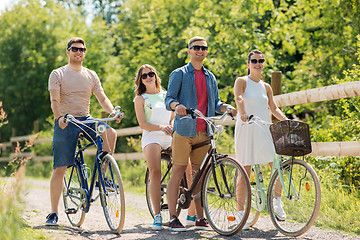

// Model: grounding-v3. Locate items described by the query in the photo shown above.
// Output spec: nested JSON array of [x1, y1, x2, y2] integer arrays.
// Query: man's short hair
[[188, 36, 206, 49], [67, 37, 86, 50]]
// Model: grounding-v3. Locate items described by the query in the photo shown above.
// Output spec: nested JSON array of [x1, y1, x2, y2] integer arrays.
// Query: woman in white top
[[233, 50, 287, 229], [134, 64, 174, 230]]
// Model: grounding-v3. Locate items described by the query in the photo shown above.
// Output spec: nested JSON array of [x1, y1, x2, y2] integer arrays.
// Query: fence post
[[101, 111, 107, 118], [271, 71, 282, 122], [0, 132, 2, 156], [33, 120, 39, 133], [12, 127, 16, 152]]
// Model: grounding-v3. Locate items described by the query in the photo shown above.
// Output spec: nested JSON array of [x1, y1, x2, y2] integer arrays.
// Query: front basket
[[269, 120, 312, 156]]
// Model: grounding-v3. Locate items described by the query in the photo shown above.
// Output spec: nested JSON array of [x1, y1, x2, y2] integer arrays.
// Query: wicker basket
[[269, 120, 312, 156]]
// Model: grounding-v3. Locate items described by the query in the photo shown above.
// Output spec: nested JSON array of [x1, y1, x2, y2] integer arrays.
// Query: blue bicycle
[[62, 106, 125, 234]]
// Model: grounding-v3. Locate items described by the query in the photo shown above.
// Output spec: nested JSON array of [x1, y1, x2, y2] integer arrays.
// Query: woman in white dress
[[134, 64, 174, 230], [233, 50, 287, 229]]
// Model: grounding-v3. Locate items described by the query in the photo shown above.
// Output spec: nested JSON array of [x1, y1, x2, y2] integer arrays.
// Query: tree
[[102, 0, 197, 126], [0, 0, 97, 137]]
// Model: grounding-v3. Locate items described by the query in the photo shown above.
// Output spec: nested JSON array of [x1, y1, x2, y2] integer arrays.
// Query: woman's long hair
[[134, 64, 161, 95]]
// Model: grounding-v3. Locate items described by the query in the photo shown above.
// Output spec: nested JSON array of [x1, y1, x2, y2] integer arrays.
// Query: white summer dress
[[141, 90, 172, 150], [234, 76, 275, 166]]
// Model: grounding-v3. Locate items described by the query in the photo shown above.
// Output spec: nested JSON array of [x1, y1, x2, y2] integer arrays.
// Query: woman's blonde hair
[[134, 64, 161, 95]]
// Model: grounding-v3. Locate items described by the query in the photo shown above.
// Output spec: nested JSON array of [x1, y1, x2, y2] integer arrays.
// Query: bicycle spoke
[[203, 157, 251, 236], [145, 156, 175, 225], [268, 159, 321, 236], [63, 165, 86, 227], [99, 154, 125, 234]]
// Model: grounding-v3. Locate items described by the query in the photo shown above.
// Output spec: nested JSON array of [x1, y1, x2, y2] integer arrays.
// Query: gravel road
[[23, 178, 359, 240]]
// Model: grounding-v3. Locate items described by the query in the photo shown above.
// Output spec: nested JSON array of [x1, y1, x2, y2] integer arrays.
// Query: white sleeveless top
[[141, 90, 172, 150], [142, 90, 172, 127], [234, 76, 275, 166]]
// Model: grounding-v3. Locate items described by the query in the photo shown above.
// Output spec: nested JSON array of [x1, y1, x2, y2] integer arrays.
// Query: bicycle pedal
[[65, 208, 77, 214]]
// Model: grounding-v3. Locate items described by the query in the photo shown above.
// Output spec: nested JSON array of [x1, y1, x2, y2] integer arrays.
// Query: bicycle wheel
[[63, 164, 86, 227], [267, 158, 321, 236], [99, 154, 125, 234], [202, 156, 251, 236], [145, 156, 173, 224]]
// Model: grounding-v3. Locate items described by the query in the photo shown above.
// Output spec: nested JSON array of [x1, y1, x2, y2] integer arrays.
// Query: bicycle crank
[[177, 188, 191, 209]]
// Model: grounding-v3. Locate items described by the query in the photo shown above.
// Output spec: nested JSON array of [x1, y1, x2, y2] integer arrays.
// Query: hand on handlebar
[[241, 114, 250, 122], [58, 116, 68, 129], [226, 107, 237, 120], [175, 104, 187, 116], [110, 106, 124, 123]]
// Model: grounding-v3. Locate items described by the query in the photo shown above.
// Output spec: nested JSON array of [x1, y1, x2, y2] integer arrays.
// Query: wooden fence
[[0, 72, 359, 162]]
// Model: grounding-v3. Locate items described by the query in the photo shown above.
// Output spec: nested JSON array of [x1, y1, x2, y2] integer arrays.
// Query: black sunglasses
[[250, 59, 265, 64], [68, 46, 86, 53], [141, 72, 155, 79], [190, 45, 208, 51]]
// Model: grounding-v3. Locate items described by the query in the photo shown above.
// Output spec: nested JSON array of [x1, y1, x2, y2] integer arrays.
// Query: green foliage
[[117, 159, 147, 187], [305, 40, 360, 188], [315, 170, 360, 234], [1, 0, 359, 140], [0, 102, 46, 240], [0, 183, 24, 240], [0, 180, 48, 240], [0, 0, 84, 137]]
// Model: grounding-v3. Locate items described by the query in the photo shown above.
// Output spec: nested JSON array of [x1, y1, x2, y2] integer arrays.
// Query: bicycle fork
[[211, 156, 233, 199]]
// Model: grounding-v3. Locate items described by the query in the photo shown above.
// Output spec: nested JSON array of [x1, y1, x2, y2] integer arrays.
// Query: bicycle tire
[[145, 156, 179, 225], [202, 156, 251, 236], [99, 154, 125, 234], [267, 158, 321, 236], [63, 164, 86, 227]]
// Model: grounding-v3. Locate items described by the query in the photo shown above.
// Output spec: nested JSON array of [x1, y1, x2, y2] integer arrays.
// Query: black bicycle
[[145, 108, 251, 236], [62, 107, 126, 234]]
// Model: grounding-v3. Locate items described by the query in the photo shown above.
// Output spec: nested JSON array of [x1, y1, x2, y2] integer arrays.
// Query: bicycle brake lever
[[185, 108, 197, 119]]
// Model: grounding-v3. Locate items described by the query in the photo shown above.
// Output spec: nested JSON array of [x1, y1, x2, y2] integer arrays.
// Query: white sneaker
[[273, 197, 286, 221], [237, 211, 250, 230]]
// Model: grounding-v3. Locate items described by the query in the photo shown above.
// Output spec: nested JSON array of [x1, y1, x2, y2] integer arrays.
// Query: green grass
[[0, 179, 49, 240], [315, 173, 360, 235]]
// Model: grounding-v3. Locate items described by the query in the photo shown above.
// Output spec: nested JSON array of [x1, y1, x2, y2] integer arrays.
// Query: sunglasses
[[141, 72, 155, 79], [68, 46, 86, 53], [250, 59, 265, 64], [190, 45, 208, 51]]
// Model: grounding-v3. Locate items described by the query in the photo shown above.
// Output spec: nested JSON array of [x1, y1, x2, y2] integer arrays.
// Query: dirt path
[[23, 178, 359, 240]]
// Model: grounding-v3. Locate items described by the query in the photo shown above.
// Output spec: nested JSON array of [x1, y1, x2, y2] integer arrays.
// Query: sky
[[0, 0, 19, 13]]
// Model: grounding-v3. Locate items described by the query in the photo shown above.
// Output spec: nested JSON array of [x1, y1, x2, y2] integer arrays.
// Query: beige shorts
[[171, 131, 210, 167]]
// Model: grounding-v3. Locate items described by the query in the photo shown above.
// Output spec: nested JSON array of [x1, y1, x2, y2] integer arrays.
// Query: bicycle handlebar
[[246, 115, 272, 125], [64, 106, 125, 124], [185, 107, 234, 121], [182, 108, 234, 137]]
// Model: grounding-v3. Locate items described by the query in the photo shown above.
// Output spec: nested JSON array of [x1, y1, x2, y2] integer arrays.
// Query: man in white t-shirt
[[45, 37, 121, 225]]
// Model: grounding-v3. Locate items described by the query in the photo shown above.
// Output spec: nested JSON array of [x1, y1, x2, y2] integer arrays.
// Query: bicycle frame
[[252, 153, 304, 213], [64, 118, 121, 213], [178, 109, 235, 208]]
